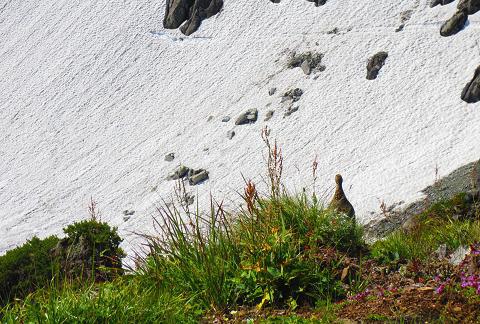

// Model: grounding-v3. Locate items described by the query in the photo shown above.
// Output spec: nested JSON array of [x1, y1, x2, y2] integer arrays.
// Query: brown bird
[[329, 174, 355, 219]]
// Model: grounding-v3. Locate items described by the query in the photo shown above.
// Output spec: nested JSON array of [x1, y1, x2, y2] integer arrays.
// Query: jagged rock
[[461, 66, 480, 103], [270, 0, 280, 3], [366, 52, 388, 80], [329, 174, 355, 219], [167, 165, 190, 180], [221, 116, 230, 122], [163, 0, 223, 36], [458, 0, 480, 15], [188, 169, 209, 185], [282, 88, 303, 102], [430, 0, 455, 8], [268, 87, 277, 96], [165, 153, 175, 162], [227, 130, 235, 139], [235, 108, 258, 125], [284, 105, 299, 117], [288, 52, 325, 74], [265, 110, 274, 121], [440, 10, 468, 37]]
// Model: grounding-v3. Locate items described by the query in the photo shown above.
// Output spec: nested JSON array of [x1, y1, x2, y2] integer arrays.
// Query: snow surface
[[1, 0, 480, 256]]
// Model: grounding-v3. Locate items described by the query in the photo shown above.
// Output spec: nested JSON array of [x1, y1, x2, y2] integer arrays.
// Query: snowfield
[[1, 0, 479, 256]]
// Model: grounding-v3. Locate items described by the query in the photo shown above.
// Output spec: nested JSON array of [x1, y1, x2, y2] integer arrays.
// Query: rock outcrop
[[163, 0, 223, 36], [430, 0, 455, 7], [366, 52, 388, 80], [461, 66, 480, 103], [440, 10, 468, 37], [235, 108, 258, 125], [458, 0, 480, 15]]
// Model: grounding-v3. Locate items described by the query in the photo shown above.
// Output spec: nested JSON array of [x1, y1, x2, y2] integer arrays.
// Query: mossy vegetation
[[371, 193, 480, 263]]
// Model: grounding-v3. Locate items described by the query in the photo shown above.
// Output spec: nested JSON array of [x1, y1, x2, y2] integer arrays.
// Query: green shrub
[[55, 220, 125, 281], [0, 236, 59, 305]]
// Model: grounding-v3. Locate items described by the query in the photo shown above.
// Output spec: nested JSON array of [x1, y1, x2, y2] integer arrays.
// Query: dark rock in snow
[[284, 105, 299, 117], [235, 108, 258, 125], [306, 0, 327, 6], [366, 52, 388, 80], [269, 87, 277, 96], [458, 0, 480, 15], [163, 0, 223, 36], [288, 52, 325, 75], [221, 116, 231, 122], [461, 66, 480, 103], [227, 130, 235, 139], [167, 165, 190, 180], [283, 88, 303, 102], [440, 10, 468, 37], [123, 210, 135, 216], [430, 0, 455, 8], [165, 153, 175, 162], [265, 110, 274, 121]]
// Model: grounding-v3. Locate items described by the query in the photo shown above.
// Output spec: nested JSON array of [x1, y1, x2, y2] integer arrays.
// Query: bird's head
[[335, 174, 343, 185]]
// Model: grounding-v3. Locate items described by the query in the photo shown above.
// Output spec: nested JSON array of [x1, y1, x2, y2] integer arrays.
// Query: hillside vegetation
[[1, 135, 479, 323]]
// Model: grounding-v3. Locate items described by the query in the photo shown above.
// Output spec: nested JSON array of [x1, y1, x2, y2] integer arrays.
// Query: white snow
[[1, 0, 479, 256]]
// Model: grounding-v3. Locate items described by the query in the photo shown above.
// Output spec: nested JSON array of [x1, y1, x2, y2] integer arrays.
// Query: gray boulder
[[288, 52, 325, 74], [188, 169, 209, 185], [165, 153, 175, 162], [167, 165, 190, 180], [163, 0, 223, 36], [265, 110, 274, 121], [282, 88, 303, 102], [227, 130, 235, 139], [461, 66, 480, 103], [458, 0, 480, 15], [235, 108, 258, 125], [366, 52, 388, 80], [440, 10, 468, 37]]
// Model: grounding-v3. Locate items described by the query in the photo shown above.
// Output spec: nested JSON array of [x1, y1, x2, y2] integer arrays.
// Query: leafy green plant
[[0, 236, 59, 305]]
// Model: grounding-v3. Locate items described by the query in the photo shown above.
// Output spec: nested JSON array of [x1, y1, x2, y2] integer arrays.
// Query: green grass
[[1, 276, 197, 323], [371, 194, 480, 263], [139, 190, 365, 311]]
